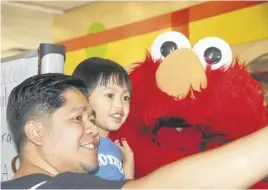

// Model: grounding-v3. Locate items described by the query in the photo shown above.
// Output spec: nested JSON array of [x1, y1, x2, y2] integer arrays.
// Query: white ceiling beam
[[63, 1, 96, 13], [1, 1, 65, 15]]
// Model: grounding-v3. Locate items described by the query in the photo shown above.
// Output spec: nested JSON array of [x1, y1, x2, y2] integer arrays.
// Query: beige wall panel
[[53, 1, 202, 42], [231, 39, 268, 64]]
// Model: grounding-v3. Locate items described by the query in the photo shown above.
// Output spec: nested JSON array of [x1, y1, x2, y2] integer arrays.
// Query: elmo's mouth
[[152, 117, 192, 145], [152, 117, 228, 151], [152, 117, 191, 136]]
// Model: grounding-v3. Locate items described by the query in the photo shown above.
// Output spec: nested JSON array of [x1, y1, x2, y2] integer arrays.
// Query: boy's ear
[[24, 120, 45, 146]]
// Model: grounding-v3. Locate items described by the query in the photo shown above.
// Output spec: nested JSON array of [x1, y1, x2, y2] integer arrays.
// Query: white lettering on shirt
[[98, 154, 124, 174]]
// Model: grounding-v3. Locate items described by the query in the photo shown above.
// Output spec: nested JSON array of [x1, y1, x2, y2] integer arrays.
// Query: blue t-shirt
[[93, 137, 125, 180]]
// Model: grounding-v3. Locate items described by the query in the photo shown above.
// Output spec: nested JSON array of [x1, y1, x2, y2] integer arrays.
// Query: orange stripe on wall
[[189, 1, 265, 21], [60, 14, 171, 52], [173, 25, 189, 39], [60, 1, 265, 52]]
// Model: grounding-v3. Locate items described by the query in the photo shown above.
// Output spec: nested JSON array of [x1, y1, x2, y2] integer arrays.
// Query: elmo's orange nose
[[155, 48, 207, 98]]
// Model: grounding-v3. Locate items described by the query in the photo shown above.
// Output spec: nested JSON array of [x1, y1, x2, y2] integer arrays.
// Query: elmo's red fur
[[110, 52, 268, 188]]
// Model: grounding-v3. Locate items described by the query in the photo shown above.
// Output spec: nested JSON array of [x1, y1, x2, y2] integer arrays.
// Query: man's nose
[[84, 120, 99, 137]]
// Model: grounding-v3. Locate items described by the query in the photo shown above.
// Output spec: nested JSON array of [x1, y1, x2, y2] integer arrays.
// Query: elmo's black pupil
[[161, 41, 178, 57], [204, 47, 222, 64]]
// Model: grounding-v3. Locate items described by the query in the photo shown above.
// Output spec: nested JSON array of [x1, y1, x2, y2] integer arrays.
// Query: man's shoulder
[[44, 172, 129, 189], [1, 172, 129, 189], [1, 173, 50, 189]]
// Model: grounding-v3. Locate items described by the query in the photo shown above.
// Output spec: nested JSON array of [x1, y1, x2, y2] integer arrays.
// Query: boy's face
[[89, 79, 131, 133]]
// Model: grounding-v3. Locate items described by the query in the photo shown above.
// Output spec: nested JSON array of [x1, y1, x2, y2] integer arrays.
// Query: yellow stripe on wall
[[189, 3, 268, 46], [65, 49, 87, 75], [104, 28, 172, 67], [64, 28, 172, 75]]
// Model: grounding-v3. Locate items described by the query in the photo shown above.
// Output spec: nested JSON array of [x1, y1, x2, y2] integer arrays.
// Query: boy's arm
[[123, 126, 268, 189], [123, 157, 134, 179], [114, 139, 135, 179]]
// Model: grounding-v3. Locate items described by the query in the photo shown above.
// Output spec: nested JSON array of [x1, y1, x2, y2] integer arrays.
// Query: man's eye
[[73, 116, 82, 121], [105, 93, 114, 99]]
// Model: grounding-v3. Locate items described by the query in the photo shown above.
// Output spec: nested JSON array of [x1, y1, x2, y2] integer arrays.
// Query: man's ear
[[24, 121, 45, 146]]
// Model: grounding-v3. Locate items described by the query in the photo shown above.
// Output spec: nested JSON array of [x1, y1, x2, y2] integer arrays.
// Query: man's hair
[[6, 73, 88, 153], [72, 57, 132, 94]]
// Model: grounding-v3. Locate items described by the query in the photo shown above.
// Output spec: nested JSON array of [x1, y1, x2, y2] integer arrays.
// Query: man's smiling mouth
[[81, 142, 98, 150]]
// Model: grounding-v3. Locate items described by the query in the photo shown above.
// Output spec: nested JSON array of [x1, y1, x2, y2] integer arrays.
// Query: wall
[[52, 1, 268, 75], [2, 4, 53, 57], [53, 1, 202, 74], [53, 1, 202, 42]]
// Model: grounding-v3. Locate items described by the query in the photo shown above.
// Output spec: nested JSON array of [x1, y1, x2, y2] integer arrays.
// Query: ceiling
[[1, 1, 95, 58], [3, 1, 95, 13]]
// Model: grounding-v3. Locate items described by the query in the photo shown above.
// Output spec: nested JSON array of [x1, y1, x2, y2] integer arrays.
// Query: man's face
[[42, 88, 99, 173]]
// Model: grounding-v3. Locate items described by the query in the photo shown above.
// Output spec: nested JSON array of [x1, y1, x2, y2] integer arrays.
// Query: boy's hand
[[114, 138, 134, 162], [115, 138, 135, 179]]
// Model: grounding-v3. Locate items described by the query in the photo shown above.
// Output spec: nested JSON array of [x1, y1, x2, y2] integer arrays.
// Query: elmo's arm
[[123, 126, 268, 189]]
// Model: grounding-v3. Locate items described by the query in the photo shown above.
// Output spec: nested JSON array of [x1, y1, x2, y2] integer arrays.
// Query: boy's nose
[[115, 99, 123, 109]]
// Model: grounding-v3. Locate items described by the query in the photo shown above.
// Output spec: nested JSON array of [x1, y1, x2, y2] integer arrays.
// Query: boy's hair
[[6, 73, 88, 153], [72, 57, 132, 94]]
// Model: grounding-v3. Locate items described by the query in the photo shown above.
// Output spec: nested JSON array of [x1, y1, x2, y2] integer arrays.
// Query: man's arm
[[123, 126, 268, 189]]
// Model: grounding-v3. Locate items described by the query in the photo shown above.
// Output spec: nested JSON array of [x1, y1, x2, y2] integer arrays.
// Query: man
[[2, 73, 268, 189]]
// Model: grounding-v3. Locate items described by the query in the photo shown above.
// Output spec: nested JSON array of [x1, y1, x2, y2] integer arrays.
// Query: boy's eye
[[124, 96, 130, 101], [105, 93, 114, 99]]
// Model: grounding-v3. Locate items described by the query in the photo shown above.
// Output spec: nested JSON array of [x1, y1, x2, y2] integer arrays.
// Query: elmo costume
[[109, 31, 268, 188]]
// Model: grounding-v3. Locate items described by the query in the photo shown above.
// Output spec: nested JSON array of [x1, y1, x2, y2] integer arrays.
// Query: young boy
[[72, 57, 134, 180]]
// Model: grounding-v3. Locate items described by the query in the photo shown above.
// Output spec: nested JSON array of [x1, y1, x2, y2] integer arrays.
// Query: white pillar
[[39, 43, 66, 74]]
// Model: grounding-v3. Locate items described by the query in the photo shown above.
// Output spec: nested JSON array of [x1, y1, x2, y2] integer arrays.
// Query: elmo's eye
[[151, 31, 191, 61], [192, 37, 232, 70]]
